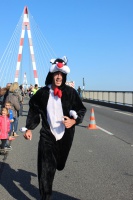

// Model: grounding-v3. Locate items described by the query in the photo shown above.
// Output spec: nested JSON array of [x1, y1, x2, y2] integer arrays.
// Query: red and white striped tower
[[14, 6, 39, 85]]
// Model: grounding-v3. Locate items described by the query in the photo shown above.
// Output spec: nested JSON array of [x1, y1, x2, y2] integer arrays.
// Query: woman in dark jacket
[[5, 82, 21, 136]]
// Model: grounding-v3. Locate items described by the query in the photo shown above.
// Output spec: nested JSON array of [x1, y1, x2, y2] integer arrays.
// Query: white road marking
[[89, 104, 133, 116], [97, 125, 114, 135], [89, 104, 101, 108], [115, 111, 133, 116]]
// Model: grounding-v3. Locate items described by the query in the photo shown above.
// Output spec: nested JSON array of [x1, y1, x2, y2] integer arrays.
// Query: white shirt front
[[47, 86, 65, 141]]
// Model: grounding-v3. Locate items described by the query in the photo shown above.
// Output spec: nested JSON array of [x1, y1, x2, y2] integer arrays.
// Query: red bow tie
[[54, 87, 62, 98]]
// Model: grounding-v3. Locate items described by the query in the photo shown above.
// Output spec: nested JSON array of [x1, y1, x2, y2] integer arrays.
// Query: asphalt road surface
[[0, 97, 133, 200]]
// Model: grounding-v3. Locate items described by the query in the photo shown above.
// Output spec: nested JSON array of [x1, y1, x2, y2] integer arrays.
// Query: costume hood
[[45, 56, 70, 87], [50, 56, 70, 74]]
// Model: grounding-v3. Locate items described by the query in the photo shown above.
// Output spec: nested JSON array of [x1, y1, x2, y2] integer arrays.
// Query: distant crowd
[[0, 82, 39, 151]]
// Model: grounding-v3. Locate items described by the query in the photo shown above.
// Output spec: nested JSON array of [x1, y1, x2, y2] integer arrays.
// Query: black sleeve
[[26, 91, 41, 130], [70, 88, 86, 125]]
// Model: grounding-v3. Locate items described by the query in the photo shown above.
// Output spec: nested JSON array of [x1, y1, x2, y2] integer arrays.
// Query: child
[[5, 101, 15, 144], [0, 107, 10, 150]]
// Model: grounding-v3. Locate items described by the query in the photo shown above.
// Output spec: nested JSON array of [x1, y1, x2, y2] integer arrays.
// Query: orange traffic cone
[[87, 108, 98, 129]]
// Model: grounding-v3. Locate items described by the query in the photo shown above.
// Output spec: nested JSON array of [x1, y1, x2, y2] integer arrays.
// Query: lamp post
[[83, 78, 85, 90], [82, 78, 85, 99]]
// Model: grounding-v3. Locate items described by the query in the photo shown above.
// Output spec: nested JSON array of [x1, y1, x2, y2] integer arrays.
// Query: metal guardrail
[[82, 90, 133, 107]]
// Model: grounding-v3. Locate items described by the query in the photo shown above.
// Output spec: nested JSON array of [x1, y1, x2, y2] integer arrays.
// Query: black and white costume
[[25, 56, 86, 199]]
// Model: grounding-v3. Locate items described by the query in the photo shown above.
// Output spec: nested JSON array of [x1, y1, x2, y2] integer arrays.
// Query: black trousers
[[1, 139, 7, 149], [37, 131, 74, 200]]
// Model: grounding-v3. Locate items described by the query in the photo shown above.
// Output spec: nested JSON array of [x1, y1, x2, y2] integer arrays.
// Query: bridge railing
[[82, 90, 133, 108]]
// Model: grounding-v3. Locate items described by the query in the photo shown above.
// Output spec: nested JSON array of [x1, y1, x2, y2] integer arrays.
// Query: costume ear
[[62, 56, 68, 64], [50, 59, 56, 64]]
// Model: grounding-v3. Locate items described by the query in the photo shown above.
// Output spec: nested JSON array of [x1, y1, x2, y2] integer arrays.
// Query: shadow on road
[[0, 162, 80, 200], [0, 161, 39, 199], [53, 191, 80, 200], [77, 124, 88, 128]]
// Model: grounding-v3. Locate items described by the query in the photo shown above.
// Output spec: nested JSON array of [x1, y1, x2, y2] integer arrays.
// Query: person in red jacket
[[0, 107, 10, 150]]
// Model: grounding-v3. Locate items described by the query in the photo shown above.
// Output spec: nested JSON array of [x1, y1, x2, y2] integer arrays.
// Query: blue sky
[[0, 0, 133, 91]]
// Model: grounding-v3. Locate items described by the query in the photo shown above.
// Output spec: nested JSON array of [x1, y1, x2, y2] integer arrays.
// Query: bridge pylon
[[14, 6, 39, 86]]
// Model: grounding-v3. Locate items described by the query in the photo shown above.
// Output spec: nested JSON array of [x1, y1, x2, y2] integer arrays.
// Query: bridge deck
[[0, 97, 90, 200], [0, 97, 133, 200]]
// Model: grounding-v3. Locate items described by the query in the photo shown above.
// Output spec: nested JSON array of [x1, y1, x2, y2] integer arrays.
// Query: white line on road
[[97, 125, 114, 135], [90, 104, 101, 108], [114, 111, 133, 116], [89, 104, 133, 116]]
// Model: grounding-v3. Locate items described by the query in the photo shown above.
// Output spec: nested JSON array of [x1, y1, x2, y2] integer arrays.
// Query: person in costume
[[23, 56, 86, 200]]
